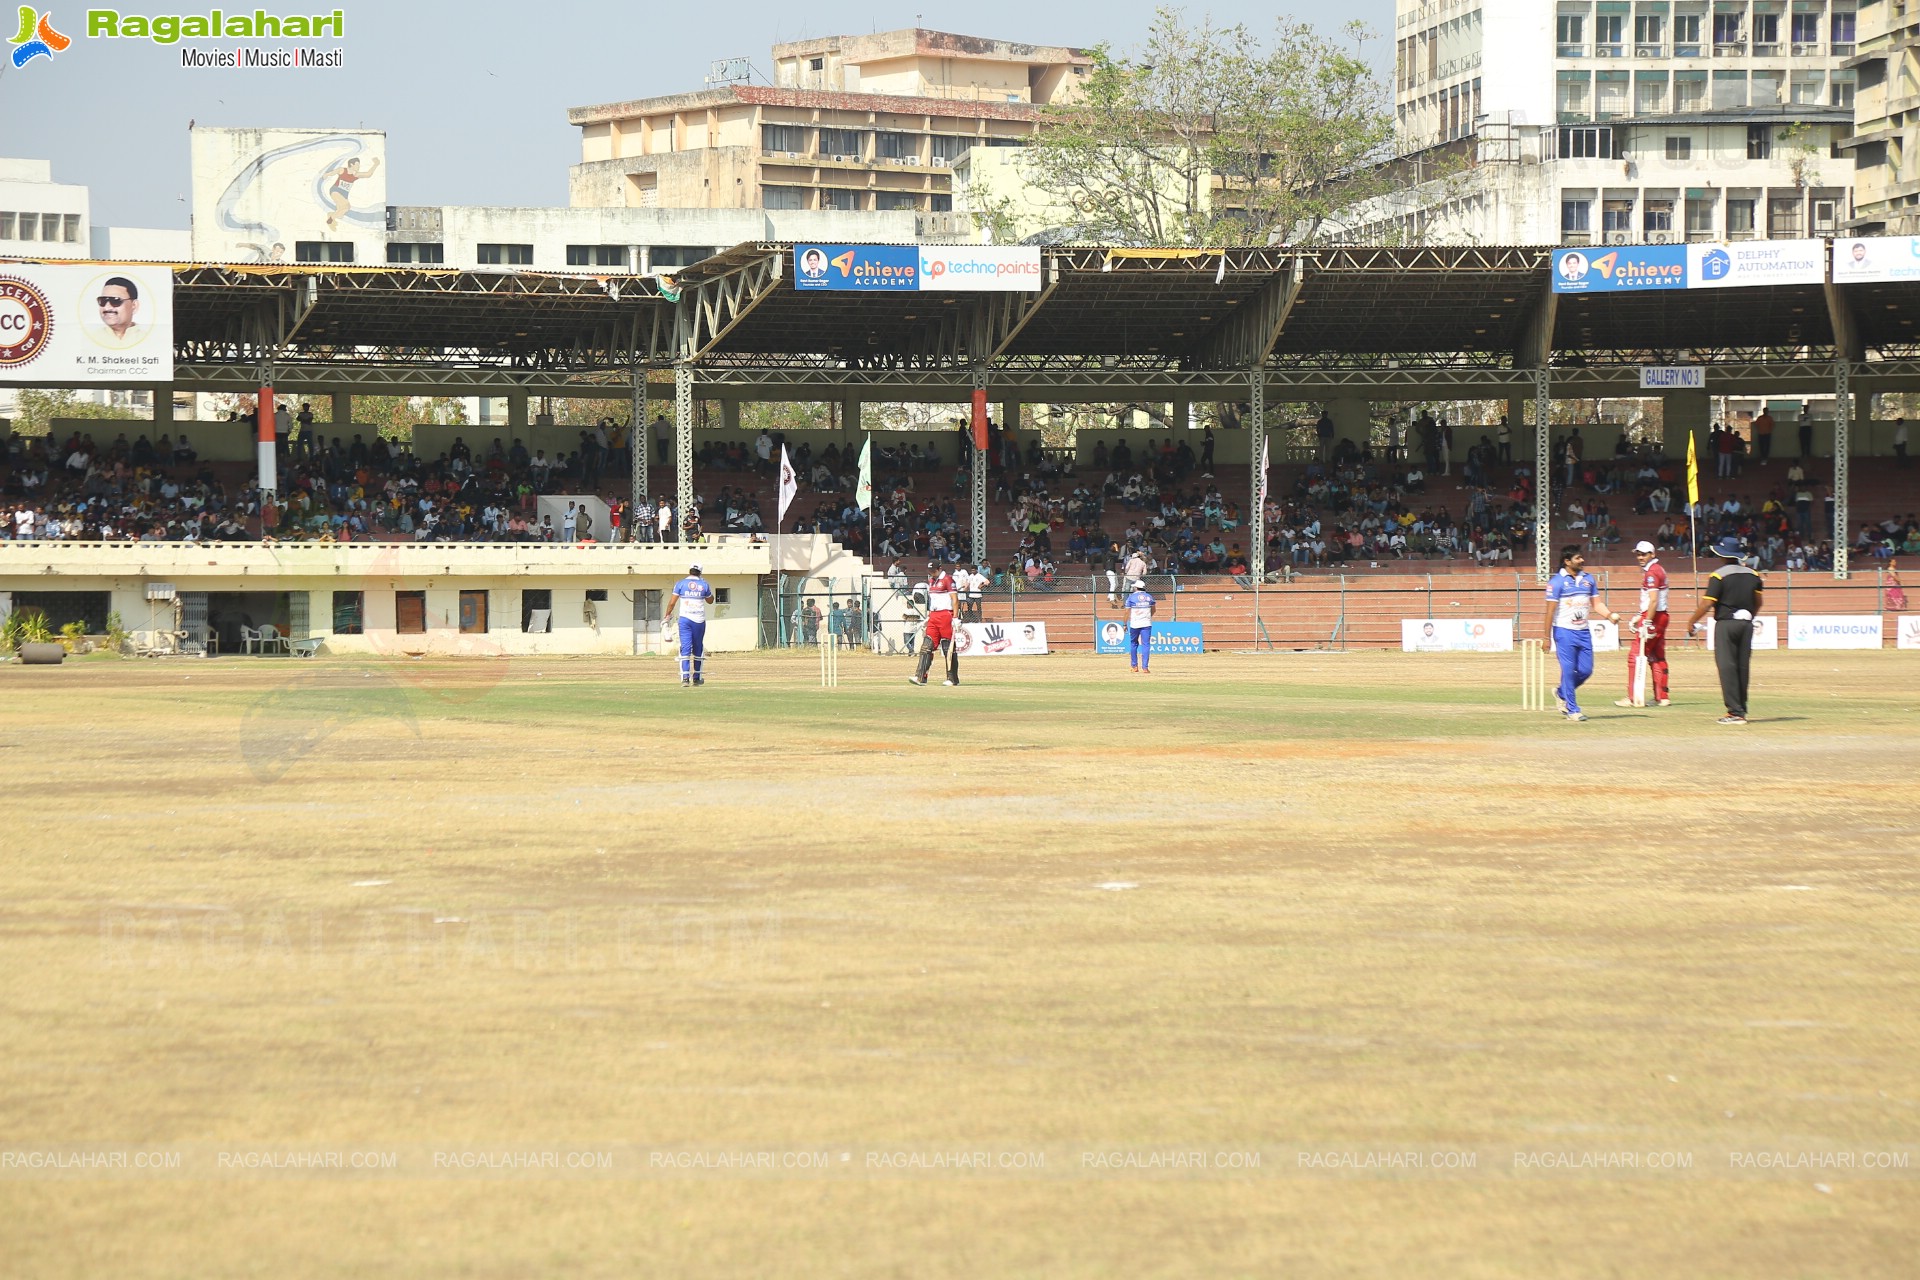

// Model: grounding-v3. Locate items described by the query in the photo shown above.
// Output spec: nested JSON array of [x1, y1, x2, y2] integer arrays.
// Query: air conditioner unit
[[783, 151, 799, 159], [1606, 230, 1633, 244], [146, 583, 176, 601], [932, 156, 950, 167], [904, 155, 922, 165], [1647, 231, 1673, 243], [833, 154, 848, 163]]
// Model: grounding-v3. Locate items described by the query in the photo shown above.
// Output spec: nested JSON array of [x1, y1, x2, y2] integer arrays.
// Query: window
[[1603, 199, 1635, 233], [0, 212, 13, 239], [1727, 198, 1757, 237], [1557, 72, 1591, 119], [1812, 199, 1837, 233], [1673, 13, 1701, 51], [566, 245, 628, 268], [1831, 76, 1854, 108], [1636, 75, 1667, 113], [1790, 12, 1819, 48], [762, 186, 806, 210], [295, 241, 355, 263], [386, 242, 445, 264], [818, 127, 865, 156], [1713, 12, 1744, 49], [1556, 125, 1617, 157], [874, 131, 913, 160], [1830, 11, 1854, 50], [1769, 196, 1801, 238], [1644, 199, 1675, 233], [875, 191, 917, 211], [1635, 14, 1664, 49], [820, 188, 860, 211], [1595, 14, 1623, 53], [1747, 124, 1772, 160], [1562, 199, 1593, 233], [1675, 71, 1707, 110], [808, 56, 823, 71], [929, 135, 972, 163], [1686, 196, 1715, 236], [396, 591, 427, 635], [928, 194, 952, 212], [1750, 69, 1784, 105], [332, 591, 364, 635], [1667, 135, 1693, 160], [459, 590, 488, 635], [762, 123, 806, 153], [62, 214, 79, 243], [1557, 14, 1585, 52], [14, 213, 35, 241], [1713, 69, 1748, 109], [1750, 11, 1779, 52], [1791, 74, 1824, 104], [520, 588, 551, 633], [477, 243, 534, 265], [646, 246, 710, 269], [1596, 72, 1629, 116]]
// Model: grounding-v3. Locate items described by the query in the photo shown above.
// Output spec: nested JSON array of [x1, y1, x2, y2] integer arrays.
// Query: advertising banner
[[1687, 240, 1825, 289], [917, 247, 1043, 291], [1551, 246, 1687, 293], [1095, 621, 1203, 654], [1897, 616, 1920, 651], [794, 245, 919, 291], [1707, 616, 1779, 651], [1588, 618, 1622, 652], [1400, 619, 1515, 652], [1640, 366, 1705, 389], [0, 264, 174, 383], [1833, 236, 1920, 285], [794, 245, 1044, 292], [1786, 614, 1883, 649], [954, 620, 1048, 656]]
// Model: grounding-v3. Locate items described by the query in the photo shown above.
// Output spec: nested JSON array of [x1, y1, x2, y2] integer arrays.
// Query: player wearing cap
[[910, 560, 960, 686], [1542, 544, 1622, 722], [663, 563, 715, 687], [1122, 578, 1156, 673], [1686, 536, 1763, 724], [1616, 540, 1672, 708]]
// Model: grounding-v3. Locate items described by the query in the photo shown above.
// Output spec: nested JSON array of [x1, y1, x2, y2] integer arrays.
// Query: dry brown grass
[[2, 649, 1916, 1277]]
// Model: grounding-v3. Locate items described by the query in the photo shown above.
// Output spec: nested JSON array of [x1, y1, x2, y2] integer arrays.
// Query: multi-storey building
[[1341, 0, 1859, 244], [1840, 0, 1920, 233], [565, 28, 1089, 221]]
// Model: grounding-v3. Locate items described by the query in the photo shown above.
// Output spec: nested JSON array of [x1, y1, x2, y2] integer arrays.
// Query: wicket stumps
[[818, 636, 840, 688], [1518, 638, 1552, 711]]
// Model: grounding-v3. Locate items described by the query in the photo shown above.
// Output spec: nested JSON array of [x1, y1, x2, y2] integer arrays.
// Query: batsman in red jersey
[[1617, 539, 1671, 707], [910, 561, 961, 686]]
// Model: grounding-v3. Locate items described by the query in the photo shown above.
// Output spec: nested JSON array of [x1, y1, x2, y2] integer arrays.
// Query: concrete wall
[[0, 158, 90, 259]]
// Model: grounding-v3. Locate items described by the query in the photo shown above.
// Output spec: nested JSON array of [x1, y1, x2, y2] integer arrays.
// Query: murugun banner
[[0, 264, 174, 383]]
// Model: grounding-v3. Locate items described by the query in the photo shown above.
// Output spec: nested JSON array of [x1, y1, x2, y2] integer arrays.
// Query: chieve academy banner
[[0, 264, 174, 383], [1551, 240, 1825, 293]]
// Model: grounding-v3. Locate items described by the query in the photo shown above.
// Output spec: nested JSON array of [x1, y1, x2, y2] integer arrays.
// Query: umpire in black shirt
[[1687, 536, 1764, 724]]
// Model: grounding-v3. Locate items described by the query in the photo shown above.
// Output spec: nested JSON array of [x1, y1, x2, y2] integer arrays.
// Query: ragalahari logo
[[10, 6, 71, 67]]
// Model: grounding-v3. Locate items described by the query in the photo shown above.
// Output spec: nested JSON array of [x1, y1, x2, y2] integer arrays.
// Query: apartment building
[[1344, 0, 1858, 244], [1840, 0, 1920, 233], [566, 28, 1090, 219]]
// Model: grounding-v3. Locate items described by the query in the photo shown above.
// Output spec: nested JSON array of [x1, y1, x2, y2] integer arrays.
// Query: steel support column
[[1249, 370, 1267, 580], [1833, 360, 1851, 580], [630, 361, 649, 535], [971, 366, 989, 566], [1534, 367, 1551, 583], [674, 363, 694, 537]]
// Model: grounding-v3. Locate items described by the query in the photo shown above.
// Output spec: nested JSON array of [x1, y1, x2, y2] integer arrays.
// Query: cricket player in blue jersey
[[663, 562, 716, 687], [1122, 577, 1156, 673], [1541, 545, 1623, 721]]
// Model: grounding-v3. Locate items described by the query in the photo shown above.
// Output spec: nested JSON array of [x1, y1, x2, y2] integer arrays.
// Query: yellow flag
[[1686, 431, 1699, 508]]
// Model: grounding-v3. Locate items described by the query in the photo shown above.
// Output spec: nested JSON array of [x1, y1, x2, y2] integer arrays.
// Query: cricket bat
[[1629, 620, 1652, 707]]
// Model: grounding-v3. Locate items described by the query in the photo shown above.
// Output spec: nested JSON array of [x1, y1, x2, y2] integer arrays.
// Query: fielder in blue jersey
[[1541, 545, 1623, 721], [663, 563, 716, 687], [1122, 577, 1156, 673]]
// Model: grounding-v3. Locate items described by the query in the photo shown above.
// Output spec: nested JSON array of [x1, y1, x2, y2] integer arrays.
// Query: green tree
[[1015, 7, 1396, 246], [9, 389, 145, 436]]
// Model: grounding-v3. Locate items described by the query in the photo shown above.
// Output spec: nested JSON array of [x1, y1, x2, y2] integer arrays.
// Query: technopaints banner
[[0, 264, 173, 383], [1095, 621, 1203, 654], [1400, 619, 1514, 652]]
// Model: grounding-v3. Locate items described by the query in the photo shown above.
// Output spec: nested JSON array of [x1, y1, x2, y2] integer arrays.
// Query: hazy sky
[[3, 2, 1396, 230]]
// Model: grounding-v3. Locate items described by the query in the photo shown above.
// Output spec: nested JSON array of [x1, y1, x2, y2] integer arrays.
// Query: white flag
[[777, 444, 798, 520], [1258, 434, 1270, 507], [856, 437, 873, 511]]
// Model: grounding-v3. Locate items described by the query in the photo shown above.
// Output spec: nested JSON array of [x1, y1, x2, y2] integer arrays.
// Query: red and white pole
[[257, 383, 277, 494]]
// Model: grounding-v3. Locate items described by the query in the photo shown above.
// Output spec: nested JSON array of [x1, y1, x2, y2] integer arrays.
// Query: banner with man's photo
[[954, 621, 1049, 656], [0, 264, 174, 383]]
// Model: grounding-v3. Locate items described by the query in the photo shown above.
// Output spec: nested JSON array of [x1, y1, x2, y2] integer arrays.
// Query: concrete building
[[1341, 0, 1859, 244], [1840, 0, 1920, 233], [565, 28, 1089, 222]]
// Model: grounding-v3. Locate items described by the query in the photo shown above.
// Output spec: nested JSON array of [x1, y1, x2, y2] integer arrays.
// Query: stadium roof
[[6, 247, 1918, 397]]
